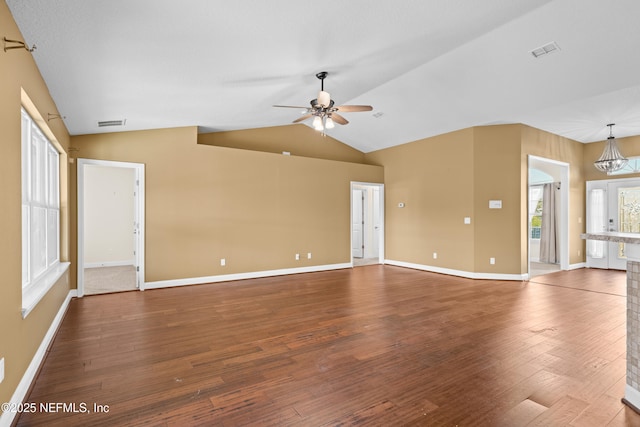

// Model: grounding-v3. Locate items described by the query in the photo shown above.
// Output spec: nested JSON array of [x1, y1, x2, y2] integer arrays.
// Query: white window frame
[[21, 107, 68, 317]]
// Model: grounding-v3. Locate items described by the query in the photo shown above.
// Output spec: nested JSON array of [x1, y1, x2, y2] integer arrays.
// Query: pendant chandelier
[[594, 123, 628, 174]]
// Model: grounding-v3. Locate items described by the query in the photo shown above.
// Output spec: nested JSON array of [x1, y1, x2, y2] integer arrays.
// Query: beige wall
[[473, 125, 522, 274], [521, 125, 586, 271], [0, 1, 71, 407], [366, 128, 476, 272], [198, 124, 366, 164], [71, 127, 383, 283], [366, 124, 587, 276]]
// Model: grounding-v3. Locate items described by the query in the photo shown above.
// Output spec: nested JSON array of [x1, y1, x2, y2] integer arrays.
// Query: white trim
[[145, 263, 351, 290], [568, 262, 587, 270], [22, 262, 70, 318], [77, 159, 145, 297], [350, 182, 385, 265], [385, 259, 527, 281], [1, 289, 76, 427], [527, 155, 570, 275], [84, 260, 136, 269], [625, 385, 640, 413]]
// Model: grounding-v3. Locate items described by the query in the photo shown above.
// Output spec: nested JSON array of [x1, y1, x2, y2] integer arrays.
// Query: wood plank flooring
[[15, 266, 640, 426]]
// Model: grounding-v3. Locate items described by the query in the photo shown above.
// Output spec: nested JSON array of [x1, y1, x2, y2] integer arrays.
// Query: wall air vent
[[530, 41, 560, 58], [98, 119, 126, 127]]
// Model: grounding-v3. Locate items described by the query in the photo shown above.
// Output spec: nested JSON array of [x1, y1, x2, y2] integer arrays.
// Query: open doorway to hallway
[[528, 156, 569, 279], [351, 182, 384, 267], [78, 159, 145, 296]]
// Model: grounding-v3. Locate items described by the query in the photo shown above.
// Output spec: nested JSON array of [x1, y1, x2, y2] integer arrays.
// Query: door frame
[[527, 156, 570, 276], [350, 182, 385, 265], [77, 159, 145, 296], [586, 177, 640, 270]]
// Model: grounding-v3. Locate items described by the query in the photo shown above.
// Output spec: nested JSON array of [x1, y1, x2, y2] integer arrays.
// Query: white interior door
[[587, 179, 640, 270], [372, 188, 380, 255], [352, 189, 364, 258]]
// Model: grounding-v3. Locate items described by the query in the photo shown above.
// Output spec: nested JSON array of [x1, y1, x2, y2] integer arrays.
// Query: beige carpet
[[84, 265, 137, 295], [353, 257, 379, 267], [530, 261, 561, 278]]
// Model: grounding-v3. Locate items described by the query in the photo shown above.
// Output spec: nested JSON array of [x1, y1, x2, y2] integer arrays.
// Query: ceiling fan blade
[[335, 105, 373, 112], [273, 105, 308, 109], [292, 114, 313, 123], [331, 113, 349, 125]]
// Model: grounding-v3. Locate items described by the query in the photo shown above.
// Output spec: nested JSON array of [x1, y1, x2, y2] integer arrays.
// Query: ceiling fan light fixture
[[313, 115, 324, 131], [594, 123, 628, 174], [325, 116, 335, 129], [317, 91, 331, 108]]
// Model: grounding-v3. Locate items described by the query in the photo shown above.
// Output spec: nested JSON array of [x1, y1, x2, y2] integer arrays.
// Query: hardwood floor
[[15, 266, 640, 426]]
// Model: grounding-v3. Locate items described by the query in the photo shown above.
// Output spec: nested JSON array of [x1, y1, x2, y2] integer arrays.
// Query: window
[[529, 186, 543, 239], [608, 156, 640, 175], [21, 108, 63, 316], [587, 188, 605, 258]]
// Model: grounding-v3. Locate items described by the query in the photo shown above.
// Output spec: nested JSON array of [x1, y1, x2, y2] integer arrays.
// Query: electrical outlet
[[220, 258, 226, 266], [307, 253, 312, 259], [295, 254, 300, 260], [490, 257, 496, 265], [433, 252, 438, 259], [0, 358, 4, 384]]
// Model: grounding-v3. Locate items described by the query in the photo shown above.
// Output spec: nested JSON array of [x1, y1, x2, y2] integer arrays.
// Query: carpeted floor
[[353, 257, 379, 267], [84, 265, 137, 295]]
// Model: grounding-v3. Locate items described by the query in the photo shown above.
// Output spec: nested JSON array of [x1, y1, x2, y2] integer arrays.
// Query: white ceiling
[[6, 0, 640, 153]]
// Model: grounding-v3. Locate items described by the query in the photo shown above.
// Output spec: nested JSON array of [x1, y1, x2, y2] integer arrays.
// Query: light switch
[[464, 217, 471, 224], [489, 200, 502, 209]]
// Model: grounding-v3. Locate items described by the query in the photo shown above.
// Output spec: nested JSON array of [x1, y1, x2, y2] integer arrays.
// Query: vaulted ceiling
[[7, 0, 640, 153]]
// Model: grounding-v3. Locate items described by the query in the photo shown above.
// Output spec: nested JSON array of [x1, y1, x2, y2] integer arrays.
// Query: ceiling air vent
[[530, 41, 560, 58], [98, 119, 126, 127]]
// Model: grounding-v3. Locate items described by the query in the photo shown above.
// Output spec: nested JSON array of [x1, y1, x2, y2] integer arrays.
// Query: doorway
[[77, 159, 145, 296], [351, 182, 384, 266], [586, 178, 640, 270], [527, 156, 569, 278]]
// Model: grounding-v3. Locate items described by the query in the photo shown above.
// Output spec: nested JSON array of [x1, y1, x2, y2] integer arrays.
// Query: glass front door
[[586, 179, 640, 270]]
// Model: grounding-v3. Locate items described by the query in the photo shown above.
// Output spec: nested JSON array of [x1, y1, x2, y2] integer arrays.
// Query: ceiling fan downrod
[[316, 71, 328, 91]]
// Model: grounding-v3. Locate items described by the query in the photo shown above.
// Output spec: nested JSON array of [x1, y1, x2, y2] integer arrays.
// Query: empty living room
[[3, 1, 640, 426]]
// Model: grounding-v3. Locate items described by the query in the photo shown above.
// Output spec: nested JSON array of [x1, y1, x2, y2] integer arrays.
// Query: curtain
[[540, 182, 560, 263]]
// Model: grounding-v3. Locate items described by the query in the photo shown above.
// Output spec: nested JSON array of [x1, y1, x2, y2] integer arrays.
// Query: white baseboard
[[385, 259, 528, 281], [568, 262, 586, 270], [0, 289, 77, 427], [624, 385, 640, 413], [84, 260, 135, 269], [144, 263, 352, 290]]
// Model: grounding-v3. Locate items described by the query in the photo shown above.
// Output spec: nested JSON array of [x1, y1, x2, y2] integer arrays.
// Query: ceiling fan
[[273, 71, 373, 132]]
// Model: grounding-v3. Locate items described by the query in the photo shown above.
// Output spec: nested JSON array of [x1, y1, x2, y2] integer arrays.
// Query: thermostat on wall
[[489, 200, 502, 209], [398, 202, 405, 208]]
